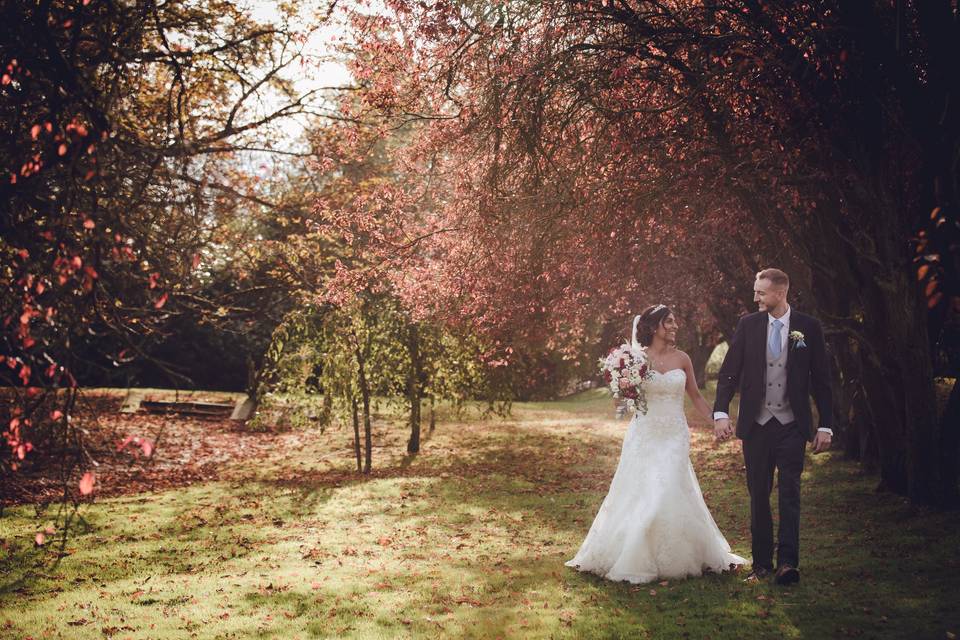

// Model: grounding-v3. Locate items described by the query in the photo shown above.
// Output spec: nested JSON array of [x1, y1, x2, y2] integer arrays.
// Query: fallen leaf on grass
[[79, 471, 95, 495], [454, 597, 482, 607]]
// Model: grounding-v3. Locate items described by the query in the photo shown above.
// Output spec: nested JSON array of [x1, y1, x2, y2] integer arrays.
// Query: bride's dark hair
[[634, 304, 673, 347]]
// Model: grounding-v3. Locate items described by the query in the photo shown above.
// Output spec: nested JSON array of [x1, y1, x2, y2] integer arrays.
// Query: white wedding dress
[[565, 368, 745, 583]]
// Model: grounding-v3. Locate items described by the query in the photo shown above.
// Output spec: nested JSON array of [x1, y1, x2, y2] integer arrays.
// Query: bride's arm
[[681, 352, 714, 423]]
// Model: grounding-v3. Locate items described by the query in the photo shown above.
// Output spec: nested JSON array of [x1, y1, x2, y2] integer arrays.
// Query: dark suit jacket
[[713, 310, 833, 442]]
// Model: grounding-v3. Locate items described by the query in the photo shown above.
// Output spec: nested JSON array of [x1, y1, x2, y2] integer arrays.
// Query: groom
[[713, 268, 833, 585]]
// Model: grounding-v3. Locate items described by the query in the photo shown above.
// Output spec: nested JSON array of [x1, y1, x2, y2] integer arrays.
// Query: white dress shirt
[[713, 306, 833, 436]]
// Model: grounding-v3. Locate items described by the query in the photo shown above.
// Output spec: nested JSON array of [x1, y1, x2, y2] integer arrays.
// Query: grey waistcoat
[[757, 335, 795, 425]]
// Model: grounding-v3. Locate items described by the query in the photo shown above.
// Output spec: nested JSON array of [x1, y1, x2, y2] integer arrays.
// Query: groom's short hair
[[757, 268, 790, 288]]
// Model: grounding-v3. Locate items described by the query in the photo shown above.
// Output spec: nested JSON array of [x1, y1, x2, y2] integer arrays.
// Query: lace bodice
[[641, 369, 687, 417]]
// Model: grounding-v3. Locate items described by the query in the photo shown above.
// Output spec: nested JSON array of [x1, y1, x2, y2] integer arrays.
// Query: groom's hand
[[714, 418, 732, 441], [813, 430, 832, 454]]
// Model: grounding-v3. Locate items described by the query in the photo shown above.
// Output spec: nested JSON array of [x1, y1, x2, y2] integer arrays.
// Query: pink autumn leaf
[[79, 471, 95, 495]]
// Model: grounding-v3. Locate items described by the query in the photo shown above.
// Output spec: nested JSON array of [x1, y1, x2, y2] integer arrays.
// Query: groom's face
[[753, 278, 786, 313]]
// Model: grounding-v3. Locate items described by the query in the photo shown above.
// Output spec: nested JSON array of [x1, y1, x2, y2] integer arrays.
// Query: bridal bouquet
[[599, 343, 654, 415]]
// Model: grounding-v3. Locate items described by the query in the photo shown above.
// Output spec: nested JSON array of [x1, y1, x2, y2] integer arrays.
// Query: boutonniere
[[789, 330, 807, 348]]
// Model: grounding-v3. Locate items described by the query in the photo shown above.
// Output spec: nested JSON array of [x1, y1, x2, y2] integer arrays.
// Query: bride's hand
[[714, 418, 732, 441]]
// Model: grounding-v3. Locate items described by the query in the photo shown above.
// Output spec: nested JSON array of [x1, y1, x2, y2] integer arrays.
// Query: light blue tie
[[770, 319, 783, 357]]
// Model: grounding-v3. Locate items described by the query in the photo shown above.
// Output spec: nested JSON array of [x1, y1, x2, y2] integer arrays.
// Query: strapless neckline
[[650, 368, 685, 377]]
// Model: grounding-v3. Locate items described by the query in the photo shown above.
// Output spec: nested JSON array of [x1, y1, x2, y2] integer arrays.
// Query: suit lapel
[[755, 312, 767, 380], [786, 314, 805, 387], [787, 313, 802, 360]]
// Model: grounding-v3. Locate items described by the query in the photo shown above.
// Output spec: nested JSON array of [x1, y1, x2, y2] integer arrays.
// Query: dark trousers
[[742, 417, 806, 570]]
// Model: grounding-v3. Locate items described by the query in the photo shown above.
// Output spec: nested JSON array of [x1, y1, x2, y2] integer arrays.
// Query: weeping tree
[[255, 289, 516, 472]]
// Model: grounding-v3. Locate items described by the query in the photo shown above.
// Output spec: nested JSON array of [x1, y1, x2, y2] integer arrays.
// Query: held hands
[[713, 417, 733, 442], [812, 430, 832, 454]]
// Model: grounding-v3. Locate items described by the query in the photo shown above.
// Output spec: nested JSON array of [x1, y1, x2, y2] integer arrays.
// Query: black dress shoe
[[743, 566, 771, 583], [774, 564, 800, 585]]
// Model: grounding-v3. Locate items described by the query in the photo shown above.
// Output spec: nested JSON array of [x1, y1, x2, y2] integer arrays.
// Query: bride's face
[[657, 313, 678, 344]]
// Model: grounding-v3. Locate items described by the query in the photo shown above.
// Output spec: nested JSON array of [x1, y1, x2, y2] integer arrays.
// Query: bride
[[565, 304, 745, 583]]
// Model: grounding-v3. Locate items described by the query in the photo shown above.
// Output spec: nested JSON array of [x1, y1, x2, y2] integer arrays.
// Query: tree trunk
[[351, 394, 361, 472], [855, 272, 944, 503], [429, 395, 436, 433], [321, 392, 333, 432], [688, 341, 713, 390], [406, 323, 422, 454], [354, 346, 373, 474], [940, 379, 960, 507]]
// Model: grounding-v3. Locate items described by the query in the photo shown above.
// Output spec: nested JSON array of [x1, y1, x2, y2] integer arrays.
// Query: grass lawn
[[1, 385, 958, 639]]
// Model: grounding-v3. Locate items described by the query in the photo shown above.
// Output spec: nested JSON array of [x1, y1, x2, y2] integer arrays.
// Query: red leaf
[[51, 410, 63, 420], [58, 143, 68, 156], [30, 124, 41, 140], [154, 292, 168, 309], [79, 471, 95, 495], [83, 219, 95, 229], [35, 533, 46, 546]]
